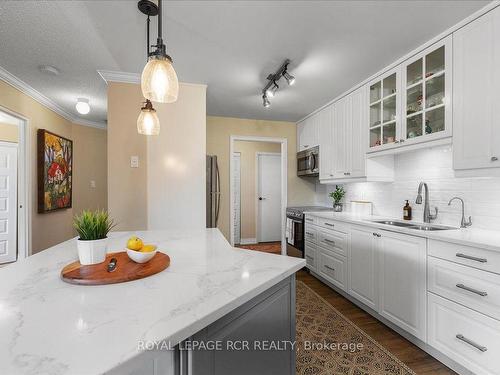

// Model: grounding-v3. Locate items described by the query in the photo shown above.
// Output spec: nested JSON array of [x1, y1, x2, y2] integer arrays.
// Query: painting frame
[[37, 129, 73, 213]]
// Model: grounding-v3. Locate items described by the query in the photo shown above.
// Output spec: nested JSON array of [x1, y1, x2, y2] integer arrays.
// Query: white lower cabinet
[[318, 247, 347, 292], [378, 230, 427, 341], [428, 293, 500, 375], [348, 226, 378, 310], [305, 242, 317, 273]]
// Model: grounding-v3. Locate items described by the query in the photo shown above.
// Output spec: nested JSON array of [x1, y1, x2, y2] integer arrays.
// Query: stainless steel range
[[286, 206, 333, 258]]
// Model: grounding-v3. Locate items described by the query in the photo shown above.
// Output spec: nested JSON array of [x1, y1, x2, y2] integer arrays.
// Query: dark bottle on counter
[[403, 200, 412, 220]]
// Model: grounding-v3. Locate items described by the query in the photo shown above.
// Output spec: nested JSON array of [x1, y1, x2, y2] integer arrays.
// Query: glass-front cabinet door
[[368, 67, 401, 151], [402, 36, 452, 144]]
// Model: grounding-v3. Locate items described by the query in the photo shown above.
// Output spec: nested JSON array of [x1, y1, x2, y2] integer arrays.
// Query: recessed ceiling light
[[75, 98, 90, 115], [39, 65, 60, 76]]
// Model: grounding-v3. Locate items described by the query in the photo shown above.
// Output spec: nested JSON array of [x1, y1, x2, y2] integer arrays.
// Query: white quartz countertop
[[0, 229, 304, 375], [305, 211, 500, 252]]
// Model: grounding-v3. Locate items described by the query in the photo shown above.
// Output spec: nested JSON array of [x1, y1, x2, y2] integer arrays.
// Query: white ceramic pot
[[77, 238, 108, 265]]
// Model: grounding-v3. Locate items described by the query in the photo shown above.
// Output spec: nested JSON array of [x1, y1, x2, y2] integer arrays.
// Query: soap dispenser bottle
[[403, 200, 412, 221]]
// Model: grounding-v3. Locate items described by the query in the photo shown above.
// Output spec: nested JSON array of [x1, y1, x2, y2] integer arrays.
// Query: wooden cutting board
[[61, 251, 170, 285]]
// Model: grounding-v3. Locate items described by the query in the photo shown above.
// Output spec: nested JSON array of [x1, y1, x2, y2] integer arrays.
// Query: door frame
[[255, 152, 281, 243], [232, 152, 241, 245], [0, 105, 31, 260], [229, 135, 288, 255]]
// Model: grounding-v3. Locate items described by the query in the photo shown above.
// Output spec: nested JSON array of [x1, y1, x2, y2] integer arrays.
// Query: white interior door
[[0, 142, 17, 264], [232, 153, 241, 245], [257, 153, 281, 242]]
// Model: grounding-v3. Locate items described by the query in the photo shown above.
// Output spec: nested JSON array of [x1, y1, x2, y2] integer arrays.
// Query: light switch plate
[[131, 156, 139, 168]]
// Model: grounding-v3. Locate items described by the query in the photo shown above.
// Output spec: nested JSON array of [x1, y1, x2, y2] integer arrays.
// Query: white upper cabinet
[[453, 7, 500, 171], [297, 112, 319, 151], [350, 87, 368, 178], [318, 104, 334, 180], [333, 94, 350, 177], [368, 67, 401, 152], [402, 36, 452, 146]]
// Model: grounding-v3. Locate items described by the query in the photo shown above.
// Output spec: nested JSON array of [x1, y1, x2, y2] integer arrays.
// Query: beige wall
[[207, 116, 317, 241], [0, 79, 108, 254], [0, 122, 18, 143], [234, 141, 281, 240], [107, 82, 207, 231]]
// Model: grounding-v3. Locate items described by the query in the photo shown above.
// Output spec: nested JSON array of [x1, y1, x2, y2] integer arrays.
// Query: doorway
[[229, 136, 287, 255], [0, 108, 29, 263]]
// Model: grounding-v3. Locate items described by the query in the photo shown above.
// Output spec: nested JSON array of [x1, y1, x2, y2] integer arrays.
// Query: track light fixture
[[261, 59, 295, 107]]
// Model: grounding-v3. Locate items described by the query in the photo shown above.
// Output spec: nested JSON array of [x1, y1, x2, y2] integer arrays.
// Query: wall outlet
[[130, 156, 139, 168], [90, 180, 96, 188]]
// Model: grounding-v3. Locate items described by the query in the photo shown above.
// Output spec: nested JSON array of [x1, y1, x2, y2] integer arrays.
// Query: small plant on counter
[[74, 210, 115, 240], [73, 210, 115, 265], [329, 185, 346, 212]]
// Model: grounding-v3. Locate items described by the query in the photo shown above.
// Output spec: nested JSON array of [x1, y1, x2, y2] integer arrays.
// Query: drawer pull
[[373, 232, 381, 237], [323, 239, 335, 245], [324, 222, 335, 227], [456, 334, 488, 352], [306, 255, 314, 261], [456, 283, 488, 297], [305, 218, 314, 222], [456, 253, 487, 263], [306, 232, 314, 236], [324, 265, 335, 272]]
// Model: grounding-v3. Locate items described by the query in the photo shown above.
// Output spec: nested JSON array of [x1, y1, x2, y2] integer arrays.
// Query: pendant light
[[137, 100, 160, 135], [137, 1, 160, 135], [140, 0, 179, 103]]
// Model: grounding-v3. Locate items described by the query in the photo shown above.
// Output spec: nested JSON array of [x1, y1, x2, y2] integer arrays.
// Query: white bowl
[[126, 248, 157, 263]]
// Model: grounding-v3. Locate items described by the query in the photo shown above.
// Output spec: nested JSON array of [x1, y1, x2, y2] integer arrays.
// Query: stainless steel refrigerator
[[206, 155, 221, 228]]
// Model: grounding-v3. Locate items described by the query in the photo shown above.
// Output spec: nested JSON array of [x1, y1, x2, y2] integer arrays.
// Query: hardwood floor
[[236, 242, 281, 254], [296, 270, 457, 375]]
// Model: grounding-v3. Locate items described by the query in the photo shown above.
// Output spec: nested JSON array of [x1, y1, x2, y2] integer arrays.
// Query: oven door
[[286, 218, 304, 258]]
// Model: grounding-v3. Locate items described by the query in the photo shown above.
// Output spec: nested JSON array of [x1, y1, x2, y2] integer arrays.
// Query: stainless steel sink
[[370, 220, 457, 231]]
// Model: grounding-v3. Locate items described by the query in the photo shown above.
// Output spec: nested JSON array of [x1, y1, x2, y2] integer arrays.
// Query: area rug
[[296, 281, 416, 375]]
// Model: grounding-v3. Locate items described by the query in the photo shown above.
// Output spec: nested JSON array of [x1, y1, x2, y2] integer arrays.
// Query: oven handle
[[309, 153, 316, 171]]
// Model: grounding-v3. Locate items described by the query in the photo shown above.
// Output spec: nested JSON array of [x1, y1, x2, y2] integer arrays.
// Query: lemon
[[127, 236, 144, 251], [140, 244, 157, 253]]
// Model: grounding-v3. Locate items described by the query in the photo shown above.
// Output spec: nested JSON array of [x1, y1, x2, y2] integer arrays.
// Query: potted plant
[[73, 210, 115, 265], [329, 185, 346, 212]]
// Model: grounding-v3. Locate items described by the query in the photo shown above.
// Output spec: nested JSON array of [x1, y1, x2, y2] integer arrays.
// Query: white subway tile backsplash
[[318, 145, 500, 230]]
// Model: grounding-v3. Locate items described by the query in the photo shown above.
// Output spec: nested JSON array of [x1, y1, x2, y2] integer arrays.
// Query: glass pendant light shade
[[141, 56, 179, 103], [137, 100, 160, 135]]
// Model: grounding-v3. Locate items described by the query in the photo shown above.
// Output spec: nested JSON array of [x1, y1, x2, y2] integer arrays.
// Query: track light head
[[262, 94, 271, 108], [266, 82, 279, 98], [283, 70, 295, 86]]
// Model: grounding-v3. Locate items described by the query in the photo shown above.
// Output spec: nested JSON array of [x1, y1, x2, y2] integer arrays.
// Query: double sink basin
[[370, 220, 458, 231]]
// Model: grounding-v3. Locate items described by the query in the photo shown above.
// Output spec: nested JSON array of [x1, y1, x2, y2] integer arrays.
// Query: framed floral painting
[[37, 129, 73, 213]]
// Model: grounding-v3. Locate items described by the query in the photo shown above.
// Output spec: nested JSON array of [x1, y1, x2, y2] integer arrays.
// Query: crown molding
[[0, 65, 107, 130], [97, 69, 208, 89]]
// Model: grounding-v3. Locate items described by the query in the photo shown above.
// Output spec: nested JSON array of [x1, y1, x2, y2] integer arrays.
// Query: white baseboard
[[239, 238, 257, 245]]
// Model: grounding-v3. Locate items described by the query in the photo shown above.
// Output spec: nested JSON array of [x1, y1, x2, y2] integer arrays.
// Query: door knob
[[491, 156, 498, 162], [259, 197, 266, 201]]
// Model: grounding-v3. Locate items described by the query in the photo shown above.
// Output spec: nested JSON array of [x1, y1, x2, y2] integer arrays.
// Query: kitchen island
[[0, 229, 304, 375]]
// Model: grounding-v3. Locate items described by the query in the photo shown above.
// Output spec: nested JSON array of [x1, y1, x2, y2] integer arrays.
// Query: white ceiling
[[0, 0, 489, 126]]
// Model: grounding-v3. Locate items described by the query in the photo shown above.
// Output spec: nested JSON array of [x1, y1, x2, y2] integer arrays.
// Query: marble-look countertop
[[305, 211, 500, 252], [0, 229, 304, 375]]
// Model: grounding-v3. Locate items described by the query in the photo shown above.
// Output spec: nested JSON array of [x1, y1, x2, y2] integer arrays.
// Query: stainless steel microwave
[[297, 146, 319, 177]]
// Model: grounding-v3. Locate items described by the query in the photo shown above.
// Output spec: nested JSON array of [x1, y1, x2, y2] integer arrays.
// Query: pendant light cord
[[157, 0, 163, 46], [146, 15, 150, 60]]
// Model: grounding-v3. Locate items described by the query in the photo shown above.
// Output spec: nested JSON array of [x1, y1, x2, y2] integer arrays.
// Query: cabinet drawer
[[304, 215, 317, 225], [428, 257, 500, 320], [317, 218, 349, 233], [428, 293, 500, 375], [304, 225, 318, 244], [305, 243, 317, 272], [318, 249, 347, 291], [318, 230, 347, 256], [429, 240, 500, 275]]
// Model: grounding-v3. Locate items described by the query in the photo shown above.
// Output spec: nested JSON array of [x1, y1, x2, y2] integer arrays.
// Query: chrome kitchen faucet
[[415, 182, 438, 223]]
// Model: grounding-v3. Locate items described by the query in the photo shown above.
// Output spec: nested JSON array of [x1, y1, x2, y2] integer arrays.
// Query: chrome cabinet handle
[[394, 140, 400, 144], [324, 265, 335, 271], [303, 144, 309, 148], [324, 223, 334, 227], [399, 139, 405, 143], [323, 239, 335, 245], [306, 255, 314, 261], [456, 283, 488, 297], [329, 174, 334, 177], [372, 232, 381, 237], [306, 232, 314, 236], [491, 156, 498, 161], [343, 172, 351, 176], [456, 253, 487, 263], [456, 334, 487, 352]]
